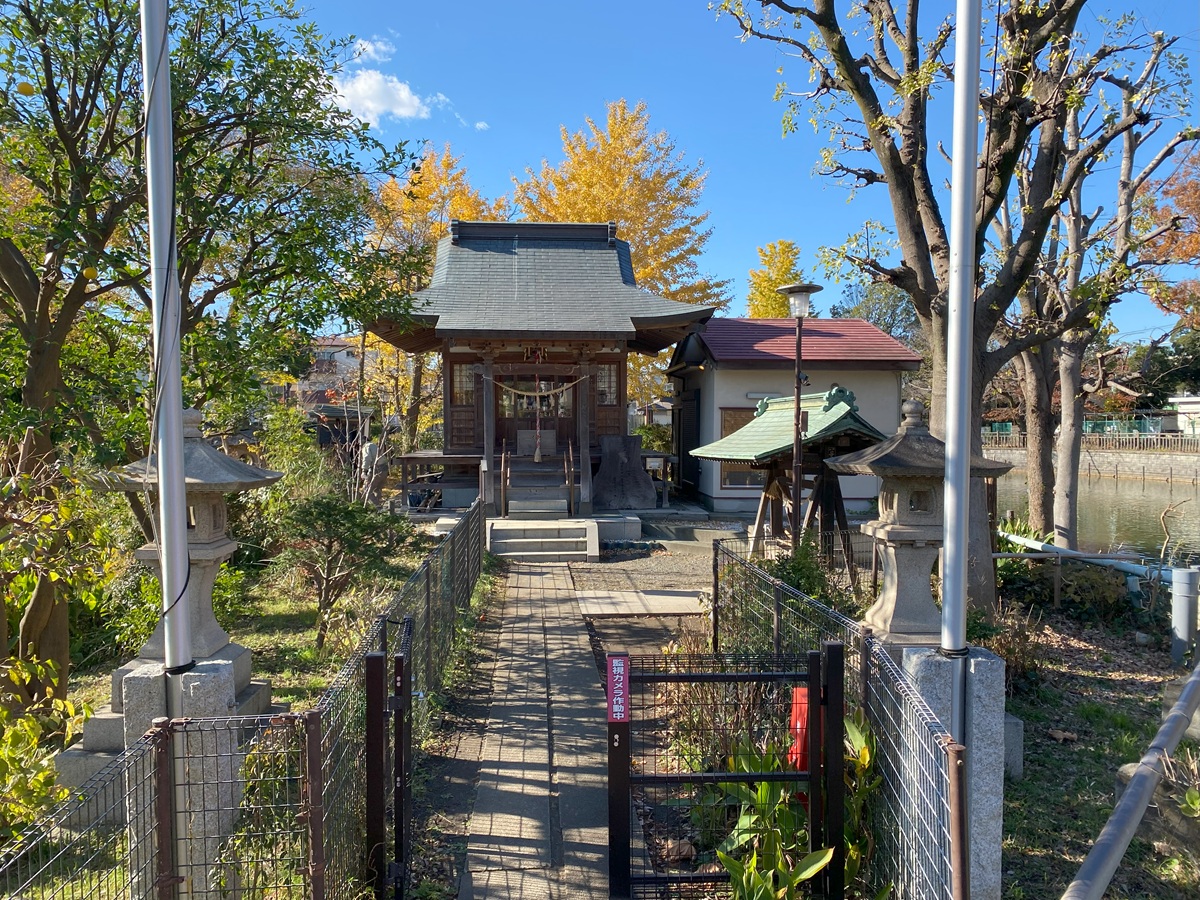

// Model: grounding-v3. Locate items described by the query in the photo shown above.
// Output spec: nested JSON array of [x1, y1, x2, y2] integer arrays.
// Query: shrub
[[271, 494, 413, 649], [766, 537, 831, 603], [967, 603, 1044, 696], [0, 659, 87, 845], [632, 423, 672, 453]]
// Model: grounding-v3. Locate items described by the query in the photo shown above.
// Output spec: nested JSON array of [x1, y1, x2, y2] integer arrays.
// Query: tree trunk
[[926, 322, 1000, 613], [1053, 334, 1088, 549], [404, 352, 426, 453], [1017, 347, 1057, 534], [18, 574, 71, 696]]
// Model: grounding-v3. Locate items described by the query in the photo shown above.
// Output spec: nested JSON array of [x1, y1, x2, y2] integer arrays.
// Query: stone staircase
[[489, 456, 598, 561], [503, 456, 572, 520], [487, 519, 598, 562]]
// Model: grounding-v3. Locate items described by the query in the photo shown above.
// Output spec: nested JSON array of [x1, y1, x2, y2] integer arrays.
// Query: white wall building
[[667, 317, 922, 513]]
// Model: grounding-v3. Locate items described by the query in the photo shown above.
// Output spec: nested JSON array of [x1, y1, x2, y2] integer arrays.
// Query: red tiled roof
[[700, 318, 922, 368]]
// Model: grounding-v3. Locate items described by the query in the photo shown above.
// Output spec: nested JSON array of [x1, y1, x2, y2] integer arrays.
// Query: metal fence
[[710, 538, 964, 900], [607, 646, 846, 899], [981, 432, 1200, 453], [0, 499, 485, 900]]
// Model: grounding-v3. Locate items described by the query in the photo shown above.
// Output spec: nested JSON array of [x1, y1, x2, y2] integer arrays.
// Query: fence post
[[823, 642, 845, 899], [303, 710, 327, 900], [947, 742, 970, 900], [151, 717, 178, 900], [366, 653, 387, 899], [424, 562, 434, 693], [806, 649, 823, 858], [773, 581, 784, 656], [394, 640, 413, 900], [449, 529, 458, 610], [377, 613, 389, 657], [858, 627, 873, 710], [711, 539, 721, 653], [607, 653, 632, 898]]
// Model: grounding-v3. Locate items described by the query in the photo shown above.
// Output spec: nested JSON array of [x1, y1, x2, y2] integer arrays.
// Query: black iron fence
[[607, 645, 847, 900], [0, 500, 485, 900], [710, 538, 965, 900]]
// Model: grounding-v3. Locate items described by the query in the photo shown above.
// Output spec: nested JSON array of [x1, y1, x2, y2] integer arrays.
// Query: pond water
[[996, 472, 1200, 562]]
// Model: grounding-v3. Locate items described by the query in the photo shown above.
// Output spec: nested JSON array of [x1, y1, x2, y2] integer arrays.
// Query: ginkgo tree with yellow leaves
[[366, 144, 506, 451], [746, 240, 808, 318], [513, 100, 730, 404]]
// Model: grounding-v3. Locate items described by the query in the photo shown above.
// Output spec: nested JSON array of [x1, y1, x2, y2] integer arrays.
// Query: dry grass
[[1002, 613, 1200, 899]]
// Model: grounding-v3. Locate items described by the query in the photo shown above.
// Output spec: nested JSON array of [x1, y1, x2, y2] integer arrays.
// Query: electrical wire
[[139, 3, 192, 627]]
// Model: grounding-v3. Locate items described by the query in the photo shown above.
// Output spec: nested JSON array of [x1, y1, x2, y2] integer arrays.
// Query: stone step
[[506, 509, 570, 521], [491, 537, 588, 555], [491, 526, 589, 540], [507, 484, 568, 500], [236, 680, 274, 717], [492, 549, 589, 562], [80, 705, 125, 752], [508, 498, 569, 515]]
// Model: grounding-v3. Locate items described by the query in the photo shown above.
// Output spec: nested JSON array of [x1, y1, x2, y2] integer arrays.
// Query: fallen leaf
[[663, 839, 696, 863]]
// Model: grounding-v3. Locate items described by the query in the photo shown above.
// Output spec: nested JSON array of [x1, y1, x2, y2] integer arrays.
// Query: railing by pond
[[982, 432, 1200, 453], [0, 500, 486, 900]]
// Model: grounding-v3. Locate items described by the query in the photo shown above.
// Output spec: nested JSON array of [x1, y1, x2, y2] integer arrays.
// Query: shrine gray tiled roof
[[371, 221, 714, 353]]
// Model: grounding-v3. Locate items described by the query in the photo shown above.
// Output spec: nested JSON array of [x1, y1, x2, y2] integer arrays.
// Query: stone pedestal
[[136, 537, 236, 659], [903, 647, 1006, 900], [860, 521, 942, 636]]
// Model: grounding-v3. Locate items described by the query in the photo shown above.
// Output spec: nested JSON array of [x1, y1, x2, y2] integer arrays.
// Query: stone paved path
[[458, 553, 711, 899]]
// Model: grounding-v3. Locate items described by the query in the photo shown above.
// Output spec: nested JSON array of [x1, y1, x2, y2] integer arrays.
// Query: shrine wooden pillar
[[577, 352, 593, 514], [481, 350, 496, 513]]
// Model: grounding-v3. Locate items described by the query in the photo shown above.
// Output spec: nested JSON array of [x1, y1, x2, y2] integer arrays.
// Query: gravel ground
[[569, 545, 714, 594]]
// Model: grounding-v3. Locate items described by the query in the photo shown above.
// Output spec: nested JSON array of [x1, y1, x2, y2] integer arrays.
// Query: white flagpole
[[140, 0, 193, 686], [943, 0, 983, 746]]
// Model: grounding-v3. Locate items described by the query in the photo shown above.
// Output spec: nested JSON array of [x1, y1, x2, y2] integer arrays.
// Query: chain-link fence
[[1, 500, 485, 900], [711, 538, 963, 900]]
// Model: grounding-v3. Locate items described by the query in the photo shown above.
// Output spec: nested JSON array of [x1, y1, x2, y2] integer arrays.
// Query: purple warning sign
[[607, 654, 630, 723]]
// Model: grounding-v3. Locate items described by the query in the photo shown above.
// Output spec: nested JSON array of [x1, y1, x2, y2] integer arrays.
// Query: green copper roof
[[690, 387, 888, 464]]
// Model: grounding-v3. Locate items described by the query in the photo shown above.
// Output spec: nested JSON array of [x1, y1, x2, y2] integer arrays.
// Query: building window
[[596, 364, 618, 406], [720, 408, 766, 489], [452, 365, 475, 405]]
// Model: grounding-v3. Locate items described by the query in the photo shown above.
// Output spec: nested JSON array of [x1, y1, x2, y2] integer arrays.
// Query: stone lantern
[[115, 408, 282, 660], [825, 400, 1011, 637], [58, 409, 283, 787]]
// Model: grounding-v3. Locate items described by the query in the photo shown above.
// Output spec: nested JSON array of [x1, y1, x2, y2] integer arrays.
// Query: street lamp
[[777, 282, 823, 548]]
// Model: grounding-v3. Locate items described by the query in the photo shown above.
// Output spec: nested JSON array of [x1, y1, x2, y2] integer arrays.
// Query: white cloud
[[334, 69, 429, 123], [475, 121, 490, 131], [354, 38, 396, 63]]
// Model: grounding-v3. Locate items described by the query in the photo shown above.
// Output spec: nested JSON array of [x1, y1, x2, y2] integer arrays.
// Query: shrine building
[[370, 220, 715, 514]]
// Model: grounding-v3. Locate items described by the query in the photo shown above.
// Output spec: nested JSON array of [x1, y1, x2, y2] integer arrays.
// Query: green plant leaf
[[793, 845, 835, 880]]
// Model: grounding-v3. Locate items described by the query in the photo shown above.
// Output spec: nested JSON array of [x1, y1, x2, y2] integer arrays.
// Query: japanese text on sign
[[607, 654, 630, 723]]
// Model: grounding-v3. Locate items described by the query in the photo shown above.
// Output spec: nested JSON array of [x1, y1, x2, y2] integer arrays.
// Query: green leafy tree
[[1, 0, 423, 678], [747, 240, 807, 318], [0, 658, 86, 842], [1127, 330, 1200, 408], [0, 0, 423, 462], [830, 283, 921, 349]]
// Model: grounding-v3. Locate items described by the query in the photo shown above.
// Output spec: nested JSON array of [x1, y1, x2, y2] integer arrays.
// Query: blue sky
[[305, 0, 1198, 344]]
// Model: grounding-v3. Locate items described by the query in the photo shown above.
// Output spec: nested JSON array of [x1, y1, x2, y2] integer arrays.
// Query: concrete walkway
[[459, 562, 704, 899]]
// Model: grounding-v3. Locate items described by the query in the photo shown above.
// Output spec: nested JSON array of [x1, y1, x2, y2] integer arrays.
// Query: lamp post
[[777, 282, 823, 549]]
